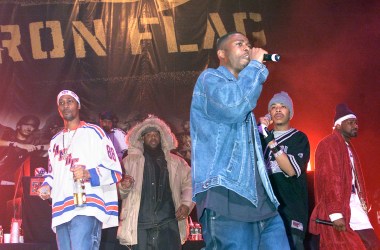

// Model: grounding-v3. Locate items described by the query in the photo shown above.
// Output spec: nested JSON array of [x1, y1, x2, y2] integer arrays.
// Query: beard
[[350, 131, 358, 137], [63, 114, 75, 121], [60, 110, 76, 122], [144, 141, 160, 150]]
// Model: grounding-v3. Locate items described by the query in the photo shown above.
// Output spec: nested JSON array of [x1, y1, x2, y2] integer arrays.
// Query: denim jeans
[[200, 208, 290, 250], [56, 215, 102, 250]]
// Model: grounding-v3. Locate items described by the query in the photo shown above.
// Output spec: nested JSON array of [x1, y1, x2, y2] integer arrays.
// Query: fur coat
[[117, 115, 193, 246]]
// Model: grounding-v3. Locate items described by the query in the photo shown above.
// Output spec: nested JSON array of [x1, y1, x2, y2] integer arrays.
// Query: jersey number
[[107, 145, 117, 161]]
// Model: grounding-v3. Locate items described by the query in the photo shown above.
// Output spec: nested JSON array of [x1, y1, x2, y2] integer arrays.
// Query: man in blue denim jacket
[[190, 32, 289, 249]]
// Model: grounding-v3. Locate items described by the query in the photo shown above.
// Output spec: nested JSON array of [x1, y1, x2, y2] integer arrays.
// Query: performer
[[38, 90, 122, 250], [117, 115, 193, 249], [259, 91, 310, 250], [309, 103, 380, 249], [190, 31, 289, 249]]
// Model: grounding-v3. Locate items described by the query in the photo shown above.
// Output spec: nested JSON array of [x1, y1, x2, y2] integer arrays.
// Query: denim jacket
[[190, 60, 279, 208]]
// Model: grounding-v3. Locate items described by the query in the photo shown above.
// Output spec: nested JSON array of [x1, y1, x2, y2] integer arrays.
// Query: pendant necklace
[[62, 129, 78, 160]]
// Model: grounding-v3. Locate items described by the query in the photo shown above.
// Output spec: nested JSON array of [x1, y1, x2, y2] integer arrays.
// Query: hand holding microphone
[[314, 218, 333, 226], [258, 114, 272, 135], [259, 114, 283, 158], [249, 47, 280, 63], [258, 114, 274, 144], [249, 48, 268, 63]]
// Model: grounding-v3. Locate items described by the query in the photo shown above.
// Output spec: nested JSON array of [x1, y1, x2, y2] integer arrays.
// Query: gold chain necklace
[[62, 129, 78, 160]]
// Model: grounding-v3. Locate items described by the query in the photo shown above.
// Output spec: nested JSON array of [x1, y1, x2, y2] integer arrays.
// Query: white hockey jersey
[[43, 121, 122, 231]]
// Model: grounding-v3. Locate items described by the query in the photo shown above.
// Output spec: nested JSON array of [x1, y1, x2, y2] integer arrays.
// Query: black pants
[[306, 229, 380, 250], [356, 228, 380, 250], [0, 185, 15, 232], [129, 219, 181, 250]]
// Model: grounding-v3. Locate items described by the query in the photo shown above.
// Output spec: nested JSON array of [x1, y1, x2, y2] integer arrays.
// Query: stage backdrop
[[1, 0, 379, 236], [0, 0, 271, 126]]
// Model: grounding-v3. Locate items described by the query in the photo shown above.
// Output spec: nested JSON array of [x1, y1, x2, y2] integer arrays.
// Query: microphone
[[264, 54, 280, 62], [259, 114, 272, 138], [315, 218, 333, 226]]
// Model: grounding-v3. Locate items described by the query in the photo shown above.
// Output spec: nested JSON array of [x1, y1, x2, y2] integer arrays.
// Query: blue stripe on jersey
[[85, 204, 118, 216], [89, 168, 100, 186], [52, 204, 76, 218], [52, 203, 118, 218], [53, 196, 74, 207], [52, 194, 118, 218], [82, 123, 106, 139], [98, 164, 122, 183], [44, 174, 53, 180], [51, 130, 63, 140], [111, 171, 118, 183]]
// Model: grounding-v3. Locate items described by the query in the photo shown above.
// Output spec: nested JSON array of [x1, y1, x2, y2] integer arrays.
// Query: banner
[[0, 0, 268, 129]]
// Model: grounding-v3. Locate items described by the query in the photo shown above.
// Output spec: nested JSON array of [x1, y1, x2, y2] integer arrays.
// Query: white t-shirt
[[347, 144, 372, 230]]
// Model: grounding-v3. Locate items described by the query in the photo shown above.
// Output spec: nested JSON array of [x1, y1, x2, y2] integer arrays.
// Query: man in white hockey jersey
[[38, 90, 122, 250]]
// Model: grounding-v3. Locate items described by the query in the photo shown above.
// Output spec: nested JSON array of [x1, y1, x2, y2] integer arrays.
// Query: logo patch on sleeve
[[291, 220, 304, 231]]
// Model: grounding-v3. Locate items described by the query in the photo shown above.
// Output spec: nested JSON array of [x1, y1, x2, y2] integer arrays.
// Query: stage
[[0, 177, 205, 250], [0, 242, 204, 250]]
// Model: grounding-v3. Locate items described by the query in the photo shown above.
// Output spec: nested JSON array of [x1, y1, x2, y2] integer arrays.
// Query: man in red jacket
[[309, 103, 380, 249]]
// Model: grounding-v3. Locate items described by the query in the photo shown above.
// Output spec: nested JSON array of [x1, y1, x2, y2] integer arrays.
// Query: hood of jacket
[[126, 115, 178, 154]]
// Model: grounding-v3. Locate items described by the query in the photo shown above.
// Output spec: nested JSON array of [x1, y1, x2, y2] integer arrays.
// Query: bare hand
[[249, 47, 268, 63], [175, 204, 190, 221], [332, 218, 346, 232], [120, 174, 135, 189], [37, 185, 51, 200], [70, 165, 90, 181]]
